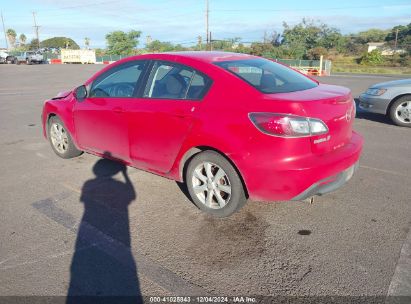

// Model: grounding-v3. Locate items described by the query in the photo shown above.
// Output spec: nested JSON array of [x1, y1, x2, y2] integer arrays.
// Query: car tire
[[185, 150, 247, 217], [389, 96, 411, 127], [48, 116, 83, 159]]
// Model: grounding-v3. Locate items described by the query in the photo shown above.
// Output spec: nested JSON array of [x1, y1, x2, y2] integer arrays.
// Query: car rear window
[[214, 58, 318, 94]]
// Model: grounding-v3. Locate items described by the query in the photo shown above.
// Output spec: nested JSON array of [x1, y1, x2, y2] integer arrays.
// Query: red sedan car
[[42, 52, 363, 217]]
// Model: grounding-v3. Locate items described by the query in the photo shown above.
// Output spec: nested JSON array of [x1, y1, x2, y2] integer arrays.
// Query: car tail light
[[249, 113, 328, 137]]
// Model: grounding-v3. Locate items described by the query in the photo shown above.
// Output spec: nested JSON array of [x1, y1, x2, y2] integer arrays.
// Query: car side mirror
[[74, 85, 87, 101]]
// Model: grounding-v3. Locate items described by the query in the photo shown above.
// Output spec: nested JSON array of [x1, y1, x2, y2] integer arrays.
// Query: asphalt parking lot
[[0, 64, 410, 301]]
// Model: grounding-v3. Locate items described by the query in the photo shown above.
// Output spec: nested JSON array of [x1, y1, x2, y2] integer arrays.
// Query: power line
[[212, 4, 408, 12]]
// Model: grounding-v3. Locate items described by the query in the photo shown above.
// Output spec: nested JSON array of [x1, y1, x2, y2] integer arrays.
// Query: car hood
[[371, 78, 411, 89], [51, 90, 73, 100]]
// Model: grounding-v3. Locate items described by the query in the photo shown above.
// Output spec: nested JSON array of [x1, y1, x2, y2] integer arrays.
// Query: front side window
[[144, 62, 211, 100], [90, 61, 146, 98], [215, 58, 317, 94]]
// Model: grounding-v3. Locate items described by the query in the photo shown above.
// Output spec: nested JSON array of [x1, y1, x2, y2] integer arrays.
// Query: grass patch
[[331, 55, 411, 75], [332, 65, 411, 75]]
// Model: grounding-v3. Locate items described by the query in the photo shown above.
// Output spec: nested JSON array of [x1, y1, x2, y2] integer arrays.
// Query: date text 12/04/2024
[[149, 296, 257, 303]]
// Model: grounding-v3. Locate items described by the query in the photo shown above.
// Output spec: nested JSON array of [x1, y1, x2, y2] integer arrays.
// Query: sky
[[0, 0, 410, 49]]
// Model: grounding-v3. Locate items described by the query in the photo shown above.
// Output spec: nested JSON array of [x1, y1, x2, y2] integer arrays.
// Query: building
[[367, 42, 406, 55], [367, 42, 385, 53]]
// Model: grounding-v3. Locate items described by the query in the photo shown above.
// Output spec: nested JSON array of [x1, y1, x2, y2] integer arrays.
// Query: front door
[[73, 60, 147, 161]]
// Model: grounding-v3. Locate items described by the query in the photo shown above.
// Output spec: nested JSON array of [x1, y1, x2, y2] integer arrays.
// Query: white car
[[359, 79, 411, 127]]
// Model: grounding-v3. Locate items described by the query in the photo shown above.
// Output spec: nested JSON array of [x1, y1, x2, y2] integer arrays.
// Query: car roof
[[166, 51, 256, 62], [131, 51, 257, 64]]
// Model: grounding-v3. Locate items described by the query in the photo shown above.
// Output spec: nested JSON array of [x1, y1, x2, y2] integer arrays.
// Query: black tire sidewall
[[48, 116, 82, 159], [185, 151, 247, 217], [389, 96, 411, 127]]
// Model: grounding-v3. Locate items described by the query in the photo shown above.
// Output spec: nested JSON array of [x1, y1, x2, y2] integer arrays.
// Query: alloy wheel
[[50, 122, 69, 154], [191, 162, 232, 209]]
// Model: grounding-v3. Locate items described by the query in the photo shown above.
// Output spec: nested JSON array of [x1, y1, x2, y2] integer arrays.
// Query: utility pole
[[32, 12, 40, 49], [197, 35, 202, 49], [205, 0, 209, 50], [394, 28, 399, 50], [1, 11, 8, 49]]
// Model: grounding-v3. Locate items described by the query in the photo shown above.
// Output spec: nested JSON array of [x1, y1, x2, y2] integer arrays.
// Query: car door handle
[[113, 107, 124, 114], [175, 107, 195, 118]]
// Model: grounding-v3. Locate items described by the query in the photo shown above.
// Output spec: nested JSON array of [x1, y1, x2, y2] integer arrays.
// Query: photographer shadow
[[67, 157, 142, 303]]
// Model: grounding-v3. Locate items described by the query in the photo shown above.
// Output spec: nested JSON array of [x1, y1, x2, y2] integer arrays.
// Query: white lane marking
[[360, 165, 408, 177], [60, 182, 81, 194], [35, 152, 47, 159], [354, 120, 411, 131]]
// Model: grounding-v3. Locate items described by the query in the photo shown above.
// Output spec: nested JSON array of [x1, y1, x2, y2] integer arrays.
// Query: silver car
[[359, 78, 411, 127]]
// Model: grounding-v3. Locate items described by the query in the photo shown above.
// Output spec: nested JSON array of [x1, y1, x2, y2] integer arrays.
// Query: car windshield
[[215, 58, 318, 94]]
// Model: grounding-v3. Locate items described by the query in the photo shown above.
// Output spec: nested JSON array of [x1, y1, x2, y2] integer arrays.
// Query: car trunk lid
[[265, 84, 355, 154]]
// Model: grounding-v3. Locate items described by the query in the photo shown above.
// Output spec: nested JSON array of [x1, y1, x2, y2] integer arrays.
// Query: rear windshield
[[215, 58, 318, 93]]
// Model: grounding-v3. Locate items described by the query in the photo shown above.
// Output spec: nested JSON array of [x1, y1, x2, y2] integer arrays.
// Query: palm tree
[[6, 29, 17, 49], [84, 37, 90, 49], [19, 33, 27, 46]]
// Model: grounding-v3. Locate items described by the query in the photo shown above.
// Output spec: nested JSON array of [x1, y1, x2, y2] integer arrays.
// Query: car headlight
[[365, 88, 387, 96]]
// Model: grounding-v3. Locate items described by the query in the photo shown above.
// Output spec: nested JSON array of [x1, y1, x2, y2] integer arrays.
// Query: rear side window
[[144, 61, 212, 100], [187, 73, 209, 99], [215, 58, 317, 94]]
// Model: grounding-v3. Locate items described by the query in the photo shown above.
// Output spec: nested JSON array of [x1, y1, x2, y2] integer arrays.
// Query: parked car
[[16, 51, 44, 64], [359, 79, 411, 127], [0, 50, 8, 63], [41, 52, 363, 217], [0, 50, 16, 64]]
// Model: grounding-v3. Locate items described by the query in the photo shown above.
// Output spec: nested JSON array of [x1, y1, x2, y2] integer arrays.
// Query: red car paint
[[42, 52, 363, 201]]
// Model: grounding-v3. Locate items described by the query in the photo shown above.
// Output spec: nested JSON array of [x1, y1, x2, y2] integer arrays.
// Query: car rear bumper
[[243, 131, 363, 202], [291, 161, 359, 201], [358, 94, 390, 115]]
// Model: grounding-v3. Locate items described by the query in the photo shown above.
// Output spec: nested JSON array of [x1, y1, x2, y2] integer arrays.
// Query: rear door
[[127, 60, 212, 173], [73, 60, 147, 161]]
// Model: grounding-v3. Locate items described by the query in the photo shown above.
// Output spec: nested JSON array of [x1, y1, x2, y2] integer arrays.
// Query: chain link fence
[[264, 55, 332, 75]]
